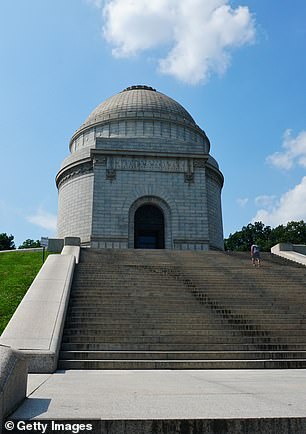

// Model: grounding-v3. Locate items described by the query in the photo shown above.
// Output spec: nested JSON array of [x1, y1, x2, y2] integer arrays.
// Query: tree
[[224, 222, 269, 251], [224, 221, 306, 251], [18, 239, 41, 249], [0, 233, 15, 250], [284, 221, 306, 243]]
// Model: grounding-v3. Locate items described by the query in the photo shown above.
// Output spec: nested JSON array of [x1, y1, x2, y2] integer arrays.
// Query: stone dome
[[77, 85, 197, 133], [69, 85, 209, 154], [69, 85, 210, 155]]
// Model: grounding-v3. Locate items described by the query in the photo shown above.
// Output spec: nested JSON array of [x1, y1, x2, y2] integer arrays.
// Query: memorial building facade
[[56, 85, 224, 250]]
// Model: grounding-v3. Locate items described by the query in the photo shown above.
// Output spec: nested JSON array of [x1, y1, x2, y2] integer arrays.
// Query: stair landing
[[9, 369, 306, 434]]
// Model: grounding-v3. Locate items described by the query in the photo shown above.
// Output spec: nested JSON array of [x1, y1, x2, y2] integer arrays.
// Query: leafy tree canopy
[[224, 221, 306, 252], [18, 239, 41, 249], [0, 233, 15, 250]]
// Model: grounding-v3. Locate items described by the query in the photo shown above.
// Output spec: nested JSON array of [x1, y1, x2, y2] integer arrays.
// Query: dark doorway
[[134, 205, 165, 249]]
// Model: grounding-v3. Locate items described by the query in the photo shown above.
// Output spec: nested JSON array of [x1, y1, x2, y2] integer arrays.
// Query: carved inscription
[[112, 157, 187, 172]]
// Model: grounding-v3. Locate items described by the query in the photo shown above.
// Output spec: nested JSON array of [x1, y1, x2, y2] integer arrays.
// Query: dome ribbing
[[78, 85, 196, 132]]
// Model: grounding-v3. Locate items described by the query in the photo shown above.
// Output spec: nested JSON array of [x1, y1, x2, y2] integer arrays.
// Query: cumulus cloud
[[266, 129, 306, 170], [254, 195, 277, 209], [89, 0, 255, 84], [27, 209, 57, 232], [252, 177, 306, 226]]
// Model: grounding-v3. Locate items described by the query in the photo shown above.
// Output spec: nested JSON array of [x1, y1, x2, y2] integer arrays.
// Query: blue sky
[[1, 0, 306, 247]]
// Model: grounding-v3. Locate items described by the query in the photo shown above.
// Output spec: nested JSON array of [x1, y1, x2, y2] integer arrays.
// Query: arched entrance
[[134, 205, 165, 249]]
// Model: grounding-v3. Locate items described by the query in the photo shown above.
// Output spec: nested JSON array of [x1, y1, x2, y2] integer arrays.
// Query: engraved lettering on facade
[[112, 157, 187, 172]]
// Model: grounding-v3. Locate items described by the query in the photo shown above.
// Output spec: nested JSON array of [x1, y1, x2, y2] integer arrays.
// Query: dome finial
[[123, 85, 156, 92]]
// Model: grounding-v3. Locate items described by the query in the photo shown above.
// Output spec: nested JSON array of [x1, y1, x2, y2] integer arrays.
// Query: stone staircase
[[58, 248, 306, 369]]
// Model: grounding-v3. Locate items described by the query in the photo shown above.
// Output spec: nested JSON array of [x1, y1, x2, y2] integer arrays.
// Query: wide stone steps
[[61, 336, 306, 345], [65, 314, 302, 321], [69, 290, 304, 298], [57, 349, 306, 368], [59, 350, 306, 360], [63, 317, 304, 327], [67, 299, 301, 308], [61, 342, 306, 351], [61, 323, 305, 334], [58, 358, 306, 370], [63, 321, 305, 330], [73, 277, 305, 284], [58, 249, 306, 369], [65, 309, 302, 319], [67, 308, 296, 316], [66, 311, 304, 318]]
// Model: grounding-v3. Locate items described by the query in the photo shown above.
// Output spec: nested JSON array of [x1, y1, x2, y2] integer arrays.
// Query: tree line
[[224, 221, 306, 252], [0, 233, 41, 251]]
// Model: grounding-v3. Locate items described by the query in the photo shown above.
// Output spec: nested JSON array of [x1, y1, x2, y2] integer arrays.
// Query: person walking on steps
[[251, 243, 261, 267]]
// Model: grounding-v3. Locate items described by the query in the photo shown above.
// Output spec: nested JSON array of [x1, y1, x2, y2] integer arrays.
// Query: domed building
[[56, 85, 224, 250]]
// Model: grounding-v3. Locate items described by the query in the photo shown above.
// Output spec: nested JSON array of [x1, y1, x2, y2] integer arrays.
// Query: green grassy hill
[[0, 251, 47, 334]]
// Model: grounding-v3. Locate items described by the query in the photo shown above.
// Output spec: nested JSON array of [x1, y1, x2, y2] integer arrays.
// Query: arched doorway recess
[[134, 205, 165, 249]]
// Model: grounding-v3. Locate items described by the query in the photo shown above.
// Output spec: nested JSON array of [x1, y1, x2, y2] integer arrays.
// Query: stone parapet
[[0, 345, 27, 431], [61, 245, 80, 264], [47, 238, 64, 253], [271, 243, 306, 266], [0, 254, 75, 373], [64, 237, 81, 246]]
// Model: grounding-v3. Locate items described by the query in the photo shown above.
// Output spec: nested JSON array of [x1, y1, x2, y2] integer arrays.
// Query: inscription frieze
[[111, 157, 188, 173]]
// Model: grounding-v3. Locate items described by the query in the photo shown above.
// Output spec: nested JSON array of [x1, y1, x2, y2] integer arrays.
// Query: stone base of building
[[89, 236, 223, 251]]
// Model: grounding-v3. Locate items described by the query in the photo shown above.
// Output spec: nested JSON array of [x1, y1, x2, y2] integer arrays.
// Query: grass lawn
[[0, 251, 48, 334]]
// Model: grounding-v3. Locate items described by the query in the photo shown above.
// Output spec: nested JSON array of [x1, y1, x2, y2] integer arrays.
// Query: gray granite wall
[[206, 171, 224, 250], [90, 161, 211, 250], [57, 174, 94, 244]]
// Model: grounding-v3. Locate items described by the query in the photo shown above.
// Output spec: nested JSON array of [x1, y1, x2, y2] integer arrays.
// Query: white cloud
[[27, 209, 57, 232], [266, 129, 306, 170], [252, 177, 306, 226], [89, 0, 255, 84], [236, 197, 248, 207], [254, 195, 277, 209]]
